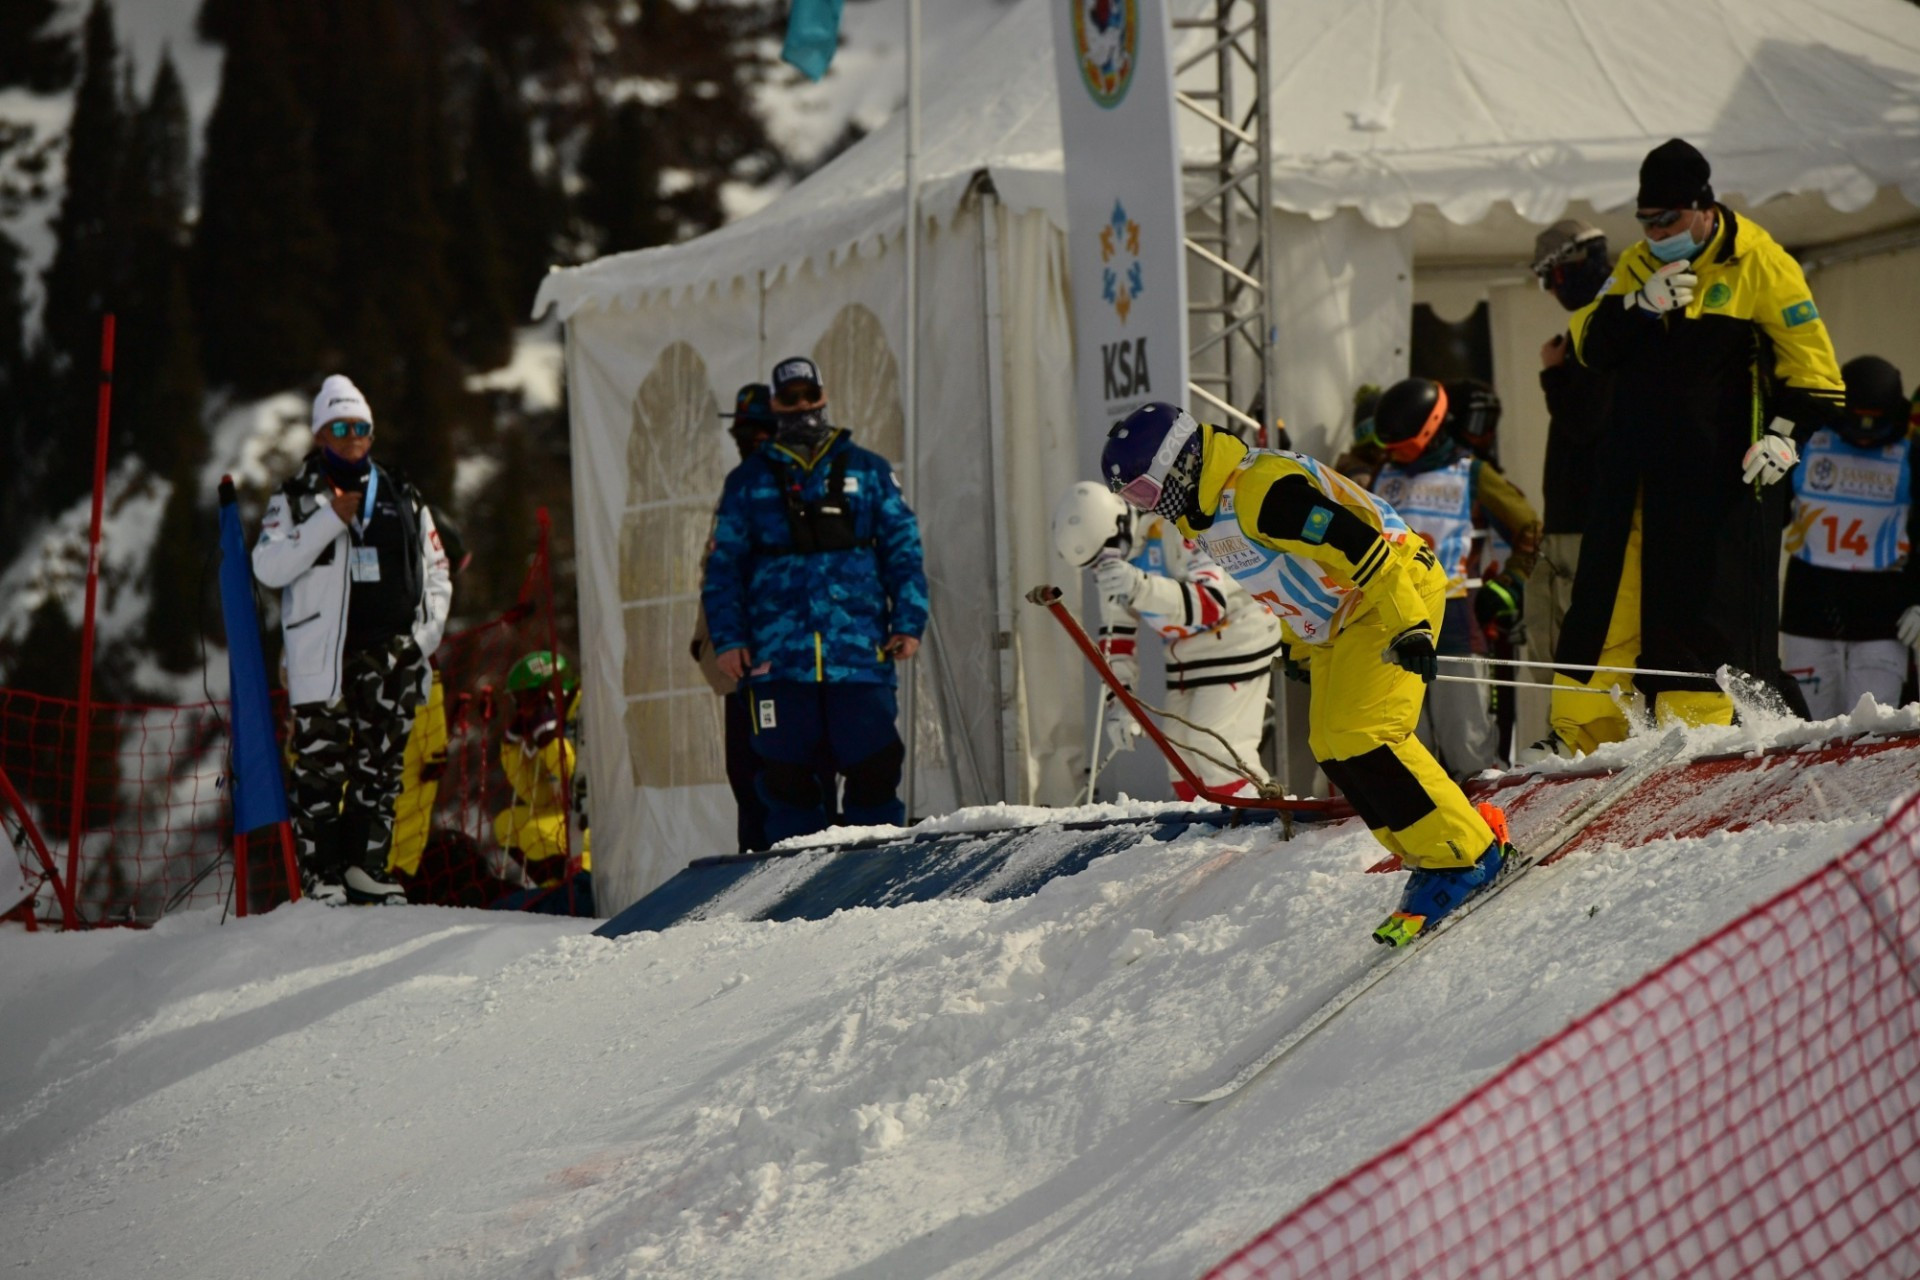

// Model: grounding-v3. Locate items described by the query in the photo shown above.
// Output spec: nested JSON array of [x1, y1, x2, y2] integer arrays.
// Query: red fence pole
[[0, 761, 80, 929], [65, 314, 115, 905]]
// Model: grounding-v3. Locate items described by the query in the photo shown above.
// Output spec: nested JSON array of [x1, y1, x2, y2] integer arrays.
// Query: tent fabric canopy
[[1261, 0, 1920, 227], [536, 0, 1920, 320]]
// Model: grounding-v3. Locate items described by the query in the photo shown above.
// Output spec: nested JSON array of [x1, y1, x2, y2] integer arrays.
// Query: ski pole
[[1083, 686, 1111, 806], [1436, 673, 1636, 694], [1435, 653, 1718, 682], [1027, 585, 1331, 814]]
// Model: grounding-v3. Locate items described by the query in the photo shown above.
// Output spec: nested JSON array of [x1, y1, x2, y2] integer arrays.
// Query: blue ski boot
[[1372, 804, 1511, 947]]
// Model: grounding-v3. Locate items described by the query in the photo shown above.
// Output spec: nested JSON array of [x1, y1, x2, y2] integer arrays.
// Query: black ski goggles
[[323, 419, 373, 439], [773, 382, 824, 411], [1633, 208, 1688, 230]]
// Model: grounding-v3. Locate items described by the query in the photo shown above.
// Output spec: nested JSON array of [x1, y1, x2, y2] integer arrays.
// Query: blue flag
[[218, 479, 290, 836], [782, 0, 844, 82]]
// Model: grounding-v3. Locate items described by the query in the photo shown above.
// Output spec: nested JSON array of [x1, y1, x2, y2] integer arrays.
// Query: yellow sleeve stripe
[[1352, 540, 1391, 589]]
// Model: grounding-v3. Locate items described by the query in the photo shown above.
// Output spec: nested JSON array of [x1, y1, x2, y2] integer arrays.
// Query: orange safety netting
[[3, 531, 575, 926]]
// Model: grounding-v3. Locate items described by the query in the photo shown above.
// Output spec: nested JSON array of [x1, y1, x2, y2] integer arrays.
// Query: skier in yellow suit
[[1102, 403, 1511, 945]]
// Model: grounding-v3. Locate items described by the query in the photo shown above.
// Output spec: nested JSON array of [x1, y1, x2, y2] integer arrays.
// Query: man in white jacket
[[1052, 481, 1282, 798], [254, 375, 453, 905]]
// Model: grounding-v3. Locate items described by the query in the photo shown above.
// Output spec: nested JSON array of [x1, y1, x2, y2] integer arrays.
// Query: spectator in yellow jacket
[[1545, 139, 1843, 754], [494, 650, 593, 915]]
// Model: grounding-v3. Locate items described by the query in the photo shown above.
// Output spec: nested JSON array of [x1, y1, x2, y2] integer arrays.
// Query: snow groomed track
[[602, 721, 1920, 940]]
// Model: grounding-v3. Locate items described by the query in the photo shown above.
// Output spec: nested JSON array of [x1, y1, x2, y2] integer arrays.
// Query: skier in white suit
[[1052, 480, 1283, 798]]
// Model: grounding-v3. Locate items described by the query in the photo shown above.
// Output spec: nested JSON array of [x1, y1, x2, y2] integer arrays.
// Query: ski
[[1173, 728, 1690, 1105]]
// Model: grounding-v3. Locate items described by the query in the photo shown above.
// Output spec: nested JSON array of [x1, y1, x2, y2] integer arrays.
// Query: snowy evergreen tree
[[37, 0, 128, 508], [193, 0, 334, 396]]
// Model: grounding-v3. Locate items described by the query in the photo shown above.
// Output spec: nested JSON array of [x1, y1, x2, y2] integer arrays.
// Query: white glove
[[1105, 710, 1143, 755], [1093, 556, 1147, 606], [1897, 604, 1920, 651], [1626, 260, 1697, 315], [1099, 648, 1139, 691], [1741, 417, 1799, 486]]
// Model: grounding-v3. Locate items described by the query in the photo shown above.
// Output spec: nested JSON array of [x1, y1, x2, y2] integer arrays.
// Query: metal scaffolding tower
[[1174, 0, 1277, 443]]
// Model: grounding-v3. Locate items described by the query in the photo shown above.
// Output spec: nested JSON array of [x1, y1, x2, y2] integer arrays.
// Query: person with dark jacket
[[692, 384, 783, 851], [1527, 219, 1615, 688], [1781, 356, 1919, 717], [254, 375, 453, 904], [1546, 139, 1844, 754], [703, 357, 929, 842]]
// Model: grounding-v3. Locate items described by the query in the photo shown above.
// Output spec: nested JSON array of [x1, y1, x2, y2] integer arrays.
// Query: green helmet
[[507, 650, 577, 695]]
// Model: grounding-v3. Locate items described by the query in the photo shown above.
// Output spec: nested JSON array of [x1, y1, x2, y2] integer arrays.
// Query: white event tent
[[536, 0, 1920, 912]]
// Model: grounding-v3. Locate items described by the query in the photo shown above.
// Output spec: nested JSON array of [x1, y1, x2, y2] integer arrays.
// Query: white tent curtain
[[562, 192, 1082, 911]]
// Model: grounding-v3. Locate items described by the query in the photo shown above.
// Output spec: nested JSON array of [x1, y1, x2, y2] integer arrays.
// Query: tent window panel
[[670, 692, 726, 788], [619, 502, 714, 601], [623, 601, 684, 698], [624, 692, 725, 789]]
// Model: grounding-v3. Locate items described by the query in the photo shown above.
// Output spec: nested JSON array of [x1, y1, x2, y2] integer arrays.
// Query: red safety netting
[[1206, 789, 1920, 1280], [3, 521, 576, 926]]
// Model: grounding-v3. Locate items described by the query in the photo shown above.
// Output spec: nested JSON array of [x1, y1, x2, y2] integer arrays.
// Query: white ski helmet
[[1051, 480, 1135, 568]]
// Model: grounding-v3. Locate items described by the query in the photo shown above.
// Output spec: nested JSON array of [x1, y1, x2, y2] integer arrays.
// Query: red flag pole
[[65, 314, 115, 904]]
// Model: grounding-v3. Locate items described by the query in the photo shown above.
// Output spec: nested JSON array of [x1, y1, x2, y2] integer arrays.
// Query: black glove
[[1278, 647, 1310, 685], [1386, 627, 1438, 683]]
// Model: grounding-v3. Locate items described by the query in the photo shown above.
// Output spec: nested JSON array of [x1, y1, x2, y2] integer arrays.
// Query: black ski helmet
[[1448, 380, 1503, 458], [1838, 356, 1909, 448], [1372, 378, 1448, 463]]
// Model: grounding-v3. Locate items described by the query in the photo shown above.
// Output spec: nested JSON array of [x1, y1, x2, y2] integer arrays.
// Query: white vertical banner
[[1055, 0, 1189, 473]]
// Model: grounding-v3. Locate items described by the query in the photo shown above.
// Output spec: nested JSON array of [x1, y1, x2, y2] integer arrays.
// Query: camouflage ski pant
[[288, 641, 428, 879]]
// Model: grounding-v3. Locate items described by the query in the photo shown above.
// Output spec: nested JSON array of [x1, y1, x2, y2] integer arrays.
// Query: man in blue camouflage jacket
[[704, 356, 929, 841]]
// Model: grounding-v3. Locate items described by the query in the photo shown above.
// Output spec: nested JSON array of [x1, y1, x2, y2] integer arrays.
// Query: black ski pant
[[288, 641, 428, 880]]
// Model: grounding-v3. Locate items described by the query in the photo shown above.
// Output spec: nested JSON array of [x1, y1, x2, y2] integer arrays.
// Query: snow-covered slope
[[2, 717, 1907, 1279]]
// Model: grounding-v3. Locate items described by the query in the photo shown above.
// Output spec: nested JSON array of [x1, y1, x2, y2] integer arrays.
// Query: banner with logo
[[1055, 0, 1188, 472]]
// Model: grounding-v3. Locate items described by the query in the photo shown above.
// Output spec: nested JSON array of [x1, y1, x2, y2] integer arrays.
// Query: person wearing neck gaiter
[[702, 356, 929, 843], [253, 374, 453, 905]]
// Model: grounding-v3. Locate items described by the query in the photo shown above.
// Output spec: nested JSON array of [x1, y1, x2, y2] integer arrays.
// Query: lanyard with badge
[[338, 468, 382, 583]]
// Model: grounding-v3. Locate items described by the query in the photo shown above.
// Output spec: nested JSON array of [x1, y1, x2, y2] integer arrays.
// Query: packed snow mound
[[0, 718, 1908, 1279]]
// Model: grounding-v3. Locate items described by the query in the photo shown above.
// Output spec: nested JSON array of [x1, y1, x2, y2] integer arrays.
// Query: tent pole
[[977, 181, 1023, 804], [903, 0, 922, 822]]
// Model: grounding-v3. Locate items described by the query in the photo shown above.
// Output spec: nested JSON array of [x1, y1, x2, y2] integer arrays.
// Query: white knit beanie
[[312, 374, 374, 433]]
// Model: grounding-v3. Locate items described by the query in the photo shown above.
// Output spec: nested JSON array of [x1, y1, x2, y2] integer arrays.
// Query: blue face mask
[[1647, 223, 1703, 263]]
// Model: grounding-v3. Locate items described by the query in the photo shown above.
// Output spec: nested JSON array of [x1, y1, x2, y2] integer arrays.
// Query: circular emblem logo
[[1073, 0, 1139, 108], [1379, 476, 1407, 505], [1809, 457, 1837, 491], [1704, 281, 1732, 309]]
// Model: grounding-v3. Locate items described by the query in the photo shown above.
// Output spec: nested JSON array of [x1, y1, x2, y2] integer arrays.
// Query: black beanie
[[1637, 138, 1714, 210], [1841, 355, 1905, 416]]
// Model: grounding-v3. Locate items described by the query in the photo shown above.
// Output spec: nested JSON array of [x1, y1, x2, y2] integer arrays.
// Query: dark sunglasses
[[1634, 208, 1687, 230], [324, 419, 373, 439], [773, 383, 822, 409]]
